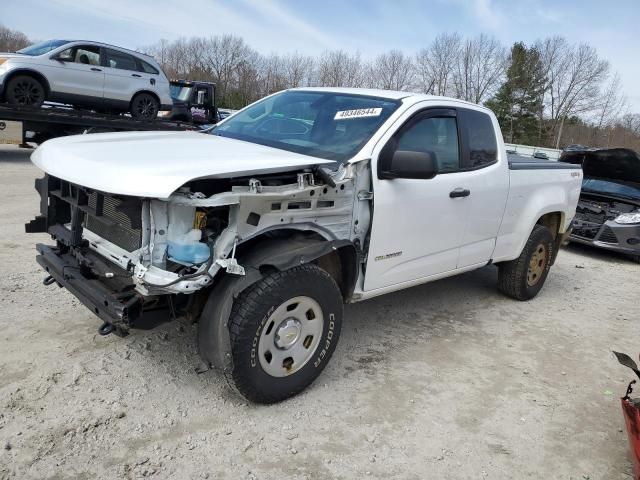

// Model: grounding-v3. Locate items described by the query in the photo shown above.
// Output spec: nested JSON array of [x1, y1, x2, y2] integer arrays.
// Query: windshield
[[582, 178, 640, 201], [212, 90, 401, 162], [17, 40, 70, 56], [170, 84, 193, 102]]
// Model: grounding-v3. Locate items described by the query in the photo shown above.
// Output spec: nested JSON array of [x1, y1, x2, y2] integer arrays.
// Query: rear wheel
[[130, 93, 159, 120], [498, 225, 554, 301], [6, 75, 46, 107], [223, 264, 343, 404]]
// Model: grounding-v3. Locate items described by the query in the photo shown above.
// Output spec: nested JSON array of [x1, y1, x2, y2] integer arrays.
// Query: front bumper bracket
[[36, 243, 143, 333]]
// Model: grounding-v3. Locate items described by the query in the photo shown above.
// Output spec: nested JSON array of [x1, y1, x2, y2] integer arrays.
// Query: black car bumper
[[36, 243, 143, 330]]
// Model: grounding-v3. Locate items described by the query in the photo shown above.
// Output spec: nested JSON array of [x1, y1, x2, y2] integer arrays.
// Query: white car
[[26, 88, 582, 403], [0, 39, 173, 120]]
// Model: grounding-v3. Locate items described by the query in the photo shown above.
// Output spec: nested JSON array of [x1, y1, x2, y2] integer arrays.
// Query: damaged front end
[[26, 167, 359, 333], [570, 194, 640, 258]]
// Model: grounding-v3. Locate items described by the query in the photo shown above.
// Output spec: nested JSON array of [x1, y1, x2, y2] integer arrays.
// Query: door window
[[57, 45, 101, 65], [105, 49, 138, 71], [396, 116, 460, 172], [460, 109, 497, 168]]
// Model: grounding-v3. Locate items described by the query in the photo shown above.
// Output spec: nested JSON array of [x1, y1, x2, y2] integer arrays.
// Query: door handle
[[449, 188, 470, 198], [91, 67, 102, 72], [132, 73, 141, 77]]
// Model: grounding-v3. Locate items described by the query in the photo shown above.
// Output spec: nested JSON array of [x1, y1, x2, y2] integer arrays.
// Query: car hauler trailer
[[0, 104, 198, 146]]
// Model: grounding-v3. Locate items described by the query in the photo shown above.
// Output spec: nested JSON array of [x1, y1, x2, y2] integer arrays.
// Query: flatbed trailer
[[0, 103, 198, 146]]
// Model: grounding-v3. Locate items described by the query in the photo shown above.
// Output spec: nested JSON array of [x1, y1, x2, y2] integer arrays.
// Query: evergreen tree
[[486, 42, 546, 145]]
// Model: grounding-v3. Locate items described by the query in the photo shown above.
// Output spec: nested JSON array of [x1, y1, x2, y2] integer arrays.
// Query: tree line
[[143, 33, 638, 151], [1, 23, 639, 151]]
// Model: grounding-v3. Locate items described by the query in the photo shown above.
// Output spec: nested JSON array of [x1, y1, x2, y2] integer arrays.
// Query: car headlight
[[615, 212, 640, 224]]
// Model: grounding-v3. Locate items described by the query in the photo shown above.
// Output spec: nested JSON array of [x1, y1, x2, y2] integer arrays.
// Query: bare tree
[[452, 34, 506, 104], [235, 50, 263, 106], [534, 36, 569, 144], [620, 113, 640, 136], [281, 52, 314, 88], [367, 50, 414, 91], [0, 24, 30, 52], [415, 33, 461, 95], [259, 54, 287, 96], [314, 50, 364, 87], [542, 39, 610, 147], [594, 72, 626, 129], [202, 35, 255, 106]]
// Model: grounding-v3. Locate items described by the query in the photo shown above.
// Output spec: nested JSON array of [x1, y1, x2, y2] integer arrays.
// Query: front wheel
[[5, 75, 46, 107], [224, 264, 343, 404], [497, 224, 555, 301], [130, 93, 159, 120]]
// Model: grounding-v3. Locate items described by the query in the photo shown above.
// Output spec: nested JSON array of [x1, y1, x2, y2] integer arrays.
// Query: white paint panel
[[31, 131, 334, 198]]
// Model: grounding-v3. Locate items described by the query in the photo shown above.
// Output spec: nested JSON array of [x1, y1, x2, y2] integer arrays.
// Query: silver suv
[[0, 40, 173, 120]]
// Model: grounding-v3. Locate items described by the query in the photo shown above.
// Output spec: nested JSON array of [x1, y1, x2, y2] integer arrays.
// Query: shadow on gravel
[[112, 265, 502, 392], [565, 241, 639, 265]]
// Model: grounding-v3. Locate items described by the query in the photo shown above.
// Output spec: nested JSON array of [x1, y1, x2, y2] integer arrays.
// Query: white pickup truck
[[26, 88, 582, 403]]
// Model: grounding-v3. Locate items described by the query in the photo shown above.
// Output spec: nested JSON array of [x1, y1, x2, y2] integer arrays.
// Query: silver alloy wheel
[[258, 296, 324, 377]]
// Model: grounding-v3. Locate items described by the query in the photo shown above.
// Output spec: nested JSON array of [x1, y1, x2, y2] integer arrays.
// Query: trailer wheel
[[223, 264, 343, 404], [6, 75, 46, 107], [498, 224, 554, 301], [130, 93, 159, 120]]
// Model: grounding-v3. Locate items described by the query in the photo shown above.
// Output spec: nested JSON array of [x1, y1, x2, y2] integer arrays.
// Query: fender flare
[[3, 68, 52, 97], [197, 237, 359, 371]]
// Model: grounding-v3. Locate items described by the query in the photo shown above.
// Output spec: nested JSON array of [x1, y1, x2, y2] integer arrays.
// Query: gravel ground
[[0, 144, 638, 480]]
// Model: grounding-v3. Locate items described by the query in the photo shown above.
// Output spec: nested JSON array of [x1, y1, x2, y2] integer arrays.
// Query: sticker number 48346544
[[334, 108, 382, 120]]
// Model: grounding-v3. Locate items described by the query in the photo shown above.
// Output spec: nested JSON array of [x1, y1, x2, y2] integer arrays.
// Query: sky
[[4, 0, 640, 110]]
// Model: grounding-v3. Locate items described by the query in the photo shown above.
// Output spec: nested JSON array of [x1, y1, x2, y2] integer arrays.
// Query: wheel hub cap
[[258, 296, 324, 377], [275, 318, 302, 349], [527, 243, 548, 286]]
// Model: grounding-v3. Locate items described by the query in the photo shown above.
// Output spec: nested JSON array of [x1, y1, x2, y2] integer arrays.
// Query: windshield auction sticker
[[334, 108, 383, 120]]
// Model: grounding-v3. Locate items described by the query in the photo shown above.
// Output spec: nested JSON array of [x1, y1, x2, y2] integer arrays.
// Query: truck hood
[[31, 131, 334, 198]]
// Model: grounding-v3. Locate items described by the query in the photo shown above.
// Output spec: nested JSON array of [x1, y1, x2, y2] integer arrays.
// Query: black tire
[[130, 93, 159, 120], [224, 264, 343, 404], [498, 224, 555, 301], [5, 75, 46, 107]]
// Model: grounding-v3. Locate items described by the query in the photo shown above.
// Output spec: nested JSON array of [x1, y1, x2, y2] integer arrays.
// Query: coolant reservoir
[[167, 204, 210, 265]]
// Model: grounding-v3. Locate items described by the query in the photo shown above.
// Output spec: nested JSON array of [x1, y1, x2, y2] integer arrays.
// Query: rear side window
[[105, 49, 138, 71], [139, 60, 159, 75], [460, 109, 497, 168], [395, 116, 460, 173]]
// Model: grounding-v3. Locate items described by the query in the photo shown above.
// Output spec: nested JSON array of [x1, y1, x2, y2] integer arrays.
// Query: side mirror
[[379, 150, 437, 180], [196, 90, 206, 105], [52, 53, 72, 62]]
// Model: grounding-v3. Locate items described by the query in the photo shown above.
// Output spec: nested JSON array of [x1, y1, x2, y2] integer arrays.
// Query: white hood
[[31, 130, 334, 198]]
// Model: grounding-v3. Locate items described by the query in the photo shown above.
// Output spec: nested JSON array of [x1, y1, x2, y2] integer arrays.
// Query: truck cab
[[164, 80, 217, 125], [25, 87, 582, 403]]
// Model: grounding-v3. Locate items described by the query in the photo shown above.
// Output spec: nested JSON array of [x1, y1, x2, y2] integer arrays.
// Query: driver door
[[364, 107, 470, 292], [45, 44, 105, 103]]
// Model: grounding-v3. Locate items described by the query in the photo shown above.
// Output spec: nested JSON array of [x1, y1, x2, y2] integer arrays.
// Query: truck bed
[[508, 154, 581, 170]]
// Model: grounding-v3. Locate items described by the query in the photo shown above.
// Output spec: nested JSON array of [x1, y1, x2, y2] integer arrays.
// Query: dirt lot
[[0, 144, 637, 479]]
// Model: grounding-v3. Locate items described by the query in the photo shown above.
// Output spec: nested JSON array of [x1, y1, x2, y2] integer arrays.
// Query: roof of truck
[[289, 87, 484, 109]]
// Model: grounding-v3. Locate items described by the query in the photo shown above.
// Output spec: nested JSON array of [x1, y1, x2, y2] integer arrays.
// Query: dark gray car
[[561, 148, 640, 262]]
